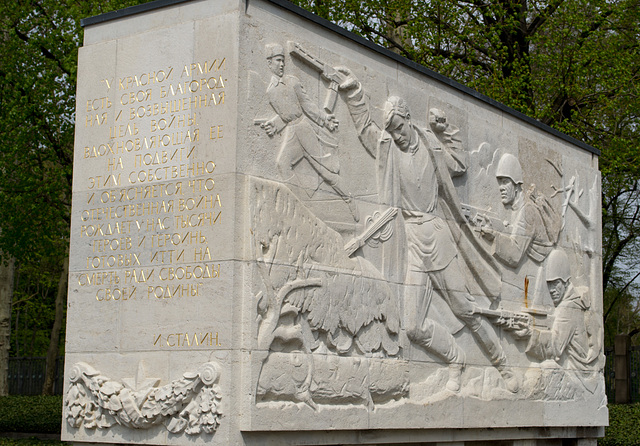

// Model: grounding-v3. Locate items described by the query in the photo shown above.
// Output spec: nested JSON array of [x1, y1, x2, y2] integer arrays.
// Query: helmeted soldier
[[478, 153, 553, 267], [516, 249, 596, 370], [337, 69, 518, 393]]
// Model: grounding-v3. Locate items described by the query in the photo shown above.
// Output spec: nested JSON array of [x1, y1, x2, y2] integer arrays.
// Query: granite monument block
[[63, 0, 607, 444]]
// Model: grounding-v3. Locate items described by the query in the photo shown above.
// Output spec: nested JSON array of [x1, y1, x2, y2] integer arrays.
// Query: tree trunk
[[0, 256, 15, 396], [42, 257, 68, 395]]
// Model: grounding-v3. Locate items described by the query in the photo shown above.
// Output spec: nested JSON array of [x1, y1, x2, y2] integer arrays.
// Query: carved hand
[[480, 226, 495, 241], [475, 214, 495, 241], [325, 114, 339, 132], [262, 118, 277, 137], [335, 67, 359, 91], [513, 326, 532, 338]]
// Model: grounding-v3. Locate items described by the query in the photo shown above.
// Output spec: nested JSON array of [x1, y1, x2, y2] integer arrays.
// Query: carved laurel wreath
[[65, 361, 222, 435]]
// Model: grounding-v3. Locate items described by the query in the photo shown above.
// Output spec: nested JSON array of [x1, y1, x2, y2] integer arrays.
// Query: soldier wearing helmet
[[545, 248, 572, 307], [515, 249, 595, 371], [337, 68, 519, 393], [495, 153, 523, 206], [478, 153, 553, 268]]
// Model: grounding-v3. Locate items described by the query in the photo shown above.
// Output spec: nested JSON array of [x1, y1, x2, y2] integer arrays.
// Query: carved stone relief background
[[245, 39, 606, 413]]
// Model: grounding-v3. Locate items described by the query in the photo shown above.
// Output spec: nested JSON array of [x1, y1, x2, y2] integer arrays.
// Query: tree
[[0, 256, 14, 396], [292, 0, 640, 339], [0, 0, 147, 394]]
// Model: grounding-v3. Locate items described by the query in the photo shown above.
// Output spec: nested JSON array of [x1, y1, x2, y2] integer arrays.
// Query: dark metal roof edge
[[81, 0, 193, 27], [80, 0, 599, 156]]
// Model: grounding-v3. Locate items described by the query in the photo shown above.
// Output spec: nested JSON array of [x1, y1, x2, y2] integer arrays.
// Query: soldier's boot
[[445, 354, 465, 392], [470, 318, 520, 393], [408, 323, 466, 392]]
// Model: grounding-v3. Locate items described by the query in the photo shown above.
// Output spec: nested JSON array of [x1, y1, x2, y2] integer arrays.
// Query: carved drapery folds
[[65, 362, 222, 435]]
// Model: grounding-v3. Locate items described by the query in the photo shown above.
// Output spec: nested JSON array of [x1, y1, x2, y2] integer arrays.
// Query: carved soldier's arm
[[293, 78, 338, 132], [337, 68, 382, 158], [492, 204, 537, 268], [262, 115, 287, 136], [526, 312, 575, 362], [547, 309, 577, 359], [425, 112, 467, 177], [440, 139, 467, 177]]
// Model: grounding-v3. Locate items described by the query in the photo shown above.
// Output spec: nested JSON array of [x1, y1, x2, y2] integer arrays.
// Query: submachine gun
[[289, 42, 345, 113], [473, 307, 532, 332]]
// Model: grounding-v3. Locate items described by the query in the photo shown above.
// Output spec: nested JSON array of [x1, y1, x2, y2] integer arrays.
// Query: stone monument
[[63, 0, 607, 444]]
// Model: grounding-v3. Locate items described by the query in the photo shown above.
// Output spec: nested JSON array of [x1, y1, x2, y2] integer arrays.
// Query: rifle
[[473, 306, 532, 331], [344, 208, 398, 257], [289, 42, 345, 113]]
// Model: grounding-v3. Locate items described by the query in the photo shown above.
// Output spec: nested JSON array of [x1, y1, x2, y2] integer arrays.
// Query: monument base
[[72, 427, 602, 446]]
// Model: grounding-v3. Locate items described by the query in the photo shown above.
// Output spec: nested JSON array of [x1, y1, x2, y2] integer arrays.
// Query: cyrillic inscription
[[75, 57, 228, 315]]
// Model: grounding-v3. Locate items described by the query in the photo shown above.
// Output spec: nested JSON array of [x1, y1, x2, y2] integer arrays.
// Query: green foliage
[[603, 287, 640, 347], [0, 0, 149, 370], [0, 0, 149, 263], [0, 439, 67, 446], [600, 404, 640, 446], [0, 396, 62, 434], [10, 257, 67, 357]]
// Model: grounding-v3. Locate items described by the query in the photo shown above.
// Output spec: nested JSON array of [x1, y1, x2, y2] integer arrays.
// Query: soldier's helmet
[[496, 153, 524, 185], [545, 249, 571, 282], [265, 43, 284, 59]]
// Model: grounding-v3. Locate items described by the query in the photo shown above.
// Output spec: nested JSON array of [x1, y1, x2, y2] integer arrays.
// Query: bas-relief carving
[[250, 42, 605, 410], [251, 180, 408, 408], [471, 153, 561, 313], [255, 43, 358, 221], [65, 361, 222, 435]]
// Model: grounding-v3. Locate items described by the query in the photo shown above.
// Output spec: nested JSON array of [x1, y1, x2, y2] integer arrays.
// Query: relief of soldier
[[334, 67, 520, 393], [258, 43, 358, 220], [475, 154, 556, 268], [251, 42, 600, 403], [515, 249, 599, 371]]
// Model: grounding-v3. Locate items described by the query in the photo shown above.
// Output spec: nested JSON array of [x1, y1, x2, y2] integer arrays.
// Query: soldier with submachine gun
[[257, 42, 358, 220]]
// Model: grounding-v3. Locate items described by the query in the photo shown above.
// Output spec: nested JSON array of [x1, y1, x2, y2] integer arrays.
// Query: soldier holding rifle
[[259, 43, 358, 221]]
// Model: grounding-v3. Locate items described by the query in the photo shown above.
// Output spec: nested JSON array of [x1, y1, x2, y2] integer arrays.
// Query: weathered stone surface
[[63, 0, 607, 444]]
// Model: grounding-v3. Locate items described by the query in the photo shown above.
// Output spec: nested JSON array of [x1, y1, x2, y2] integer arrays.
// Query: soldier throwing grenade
[[336, 67, 520, 393]]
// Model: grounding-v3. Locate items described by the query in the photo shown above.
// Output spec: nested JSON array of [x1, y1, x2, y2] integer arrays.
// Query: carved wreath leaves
[[65, 362, 222, 435]]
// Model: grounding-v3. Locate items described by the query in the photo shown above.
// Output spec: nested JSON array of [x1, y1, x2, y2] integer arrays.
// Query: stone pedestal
[[63, 0, 607, 444]]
